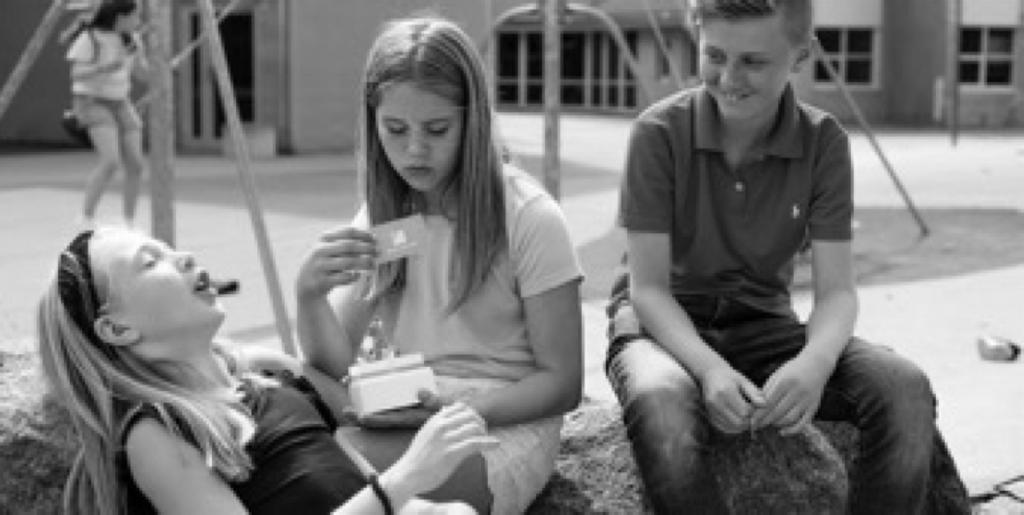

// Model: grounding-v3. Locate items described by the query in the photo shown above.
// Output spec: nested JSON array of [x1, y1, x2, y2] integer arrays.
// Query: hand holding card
[[369, 214, 427, 263]]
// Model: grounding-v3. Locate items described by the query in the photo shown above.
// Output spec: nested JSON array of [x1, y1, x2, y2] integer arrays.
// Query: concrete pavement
[[2, 115, 1023, 496]]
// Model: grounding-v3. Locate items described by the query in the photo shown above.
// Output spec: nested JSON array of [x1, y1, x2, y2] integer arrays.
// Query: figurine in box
[[347, 320, 439, 417], [348, 354, 438, 417]]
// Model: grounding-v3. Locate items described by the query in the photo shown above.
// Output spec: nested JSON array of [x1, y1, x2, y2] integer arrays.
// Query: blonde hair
[[358, 15, 506, 311], [36, 230, 258, 514]]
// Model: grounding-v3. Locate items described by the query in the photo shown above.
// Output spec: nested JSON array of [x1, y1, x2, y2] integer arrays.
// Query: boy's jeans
[[605, 292, 955, 515]]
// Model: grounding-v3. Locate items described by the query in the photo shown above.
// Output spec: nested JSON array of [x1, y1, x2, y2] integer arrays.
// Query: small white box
[[347, 353, 438, 416]]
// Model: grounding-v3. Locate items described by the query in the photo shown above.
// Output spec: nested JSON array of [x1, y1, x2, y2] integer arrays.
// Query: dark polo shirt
[[618, 85, 853, 317]]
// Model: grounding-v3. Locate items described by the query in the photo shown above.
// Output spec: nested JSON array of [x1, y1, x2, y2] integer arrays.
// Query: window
[[561, 33, 585, 106], [496, 32, 519, 104], [959, 26, 1014, 87], [658, 47, 670, 78], [814, 27, 876, 86], [494, 30, 637, 110], [524, 33, 543, 104]]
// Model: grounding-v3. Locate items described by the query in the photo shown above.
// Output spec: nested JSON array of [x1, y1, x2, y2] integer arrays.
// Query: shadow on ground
[[578, 207, 1024, 303]]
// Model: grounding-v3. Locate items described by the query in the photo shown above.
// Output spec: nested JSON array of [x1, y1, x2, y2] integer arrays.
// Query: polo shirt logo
[[792, 204, 801, 219]]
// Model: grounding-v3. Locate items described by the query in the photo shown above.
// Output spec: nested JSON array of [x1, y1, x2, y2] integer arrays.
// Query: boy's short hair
[[690, 0, 813, 45]]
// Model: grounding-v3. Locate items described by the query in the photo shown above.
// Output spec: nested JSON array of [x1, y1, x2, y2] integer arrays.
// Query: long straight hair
[[358, 16, 506, 311], [36, 266, 257, 514]]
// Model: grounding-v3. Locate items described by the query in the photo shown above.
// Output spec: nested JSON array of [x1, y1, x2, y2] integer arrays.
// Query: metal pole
[[478, 4, 536, 57], [673, 0, 697, 45], [170, 0, 244, 69], [0, 0, 64, 123], [146, 0, 175, 244], [947, 0, 961, 146], [195, 0, 298, 355], [812, 39, 929, 239], [641, 0, 686, 89], [542, 0, 561, 200], [566, 3, 655, 104], [135, 0, 244, 110], [483, 0, 496, 92], [481, 3, 655, 105], [673, 0, 698, 77]]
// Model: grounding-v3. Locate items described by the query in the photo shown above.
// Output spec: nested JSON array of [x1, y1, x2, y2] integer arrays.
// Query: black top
[[118, 372, 365, 514]]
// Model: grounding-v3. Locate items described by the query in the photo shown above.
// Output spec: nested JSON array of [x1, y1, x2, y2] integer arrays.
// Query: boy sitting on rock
[[604, 0, 968, 512]]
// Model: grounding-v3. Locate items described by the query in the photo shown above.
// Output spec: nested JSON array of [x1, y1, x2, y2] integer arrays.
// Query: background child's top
[[67, 29, 139, 100]]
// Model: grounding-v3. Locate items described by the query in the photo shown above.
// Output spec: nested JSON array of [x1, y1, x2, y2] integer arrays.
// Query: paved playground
[[1, 113, 1023, 499]]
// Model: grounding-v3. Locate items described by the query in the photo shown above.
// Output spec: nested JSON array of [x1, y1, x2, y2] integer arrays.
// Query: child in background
[[65, 0, 148, 228]]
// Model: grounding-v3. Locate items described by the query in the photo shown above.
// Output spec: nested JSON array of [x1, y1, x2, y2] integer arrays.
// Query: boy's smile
[[698, 11, 807, 127]]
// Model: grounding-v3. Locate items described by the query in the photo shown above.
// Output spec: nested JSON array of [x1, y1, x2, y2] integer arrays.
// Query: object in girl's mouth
[[211, 279, 240, 296], [347, 353, 438, 417], [976, 335, 1021, 362], [370, 215, 426, 263]]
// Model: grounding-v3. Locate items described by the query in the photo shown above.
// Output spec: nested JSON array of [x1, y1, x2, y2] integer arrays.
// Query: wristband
[[367, 473, 394, 515]]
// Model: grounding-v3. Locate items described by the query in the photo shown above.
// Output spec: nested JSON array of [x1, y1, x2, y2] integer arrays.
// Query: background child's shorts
[[437, 376, 563, 515], [72, 95, 141, 133]]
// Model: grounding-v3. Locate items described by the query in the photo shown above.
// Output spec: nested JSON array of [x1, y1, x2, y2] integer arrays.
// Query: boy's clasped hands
[[703, 352, 832, 436]]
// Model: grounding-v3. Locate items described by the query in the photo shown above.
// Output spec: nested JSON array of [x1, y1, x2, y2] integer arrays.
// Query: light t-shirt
[[67, 30, 138, 100], [360, 166, 583, 382]]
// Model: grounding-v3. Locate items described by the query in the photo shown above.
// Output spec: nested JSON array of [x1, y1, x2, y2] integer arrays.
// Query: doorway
[[176, 9, 254, 151]]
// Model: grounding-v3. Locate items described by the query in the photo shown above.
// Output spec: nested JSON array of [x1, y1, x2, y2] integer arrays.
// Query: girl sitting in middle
[[295, 16, 585, 514]]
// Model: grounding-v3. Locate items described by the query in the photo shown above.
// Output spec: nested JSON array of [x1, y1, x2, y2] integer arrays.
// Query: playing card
[[370, 214, 426, 263]]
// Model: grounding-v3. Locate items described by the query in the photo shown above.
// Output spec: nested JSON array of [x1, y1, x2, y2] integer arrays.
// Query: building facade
[[1, 0, 1022, 153]]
